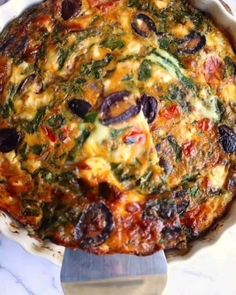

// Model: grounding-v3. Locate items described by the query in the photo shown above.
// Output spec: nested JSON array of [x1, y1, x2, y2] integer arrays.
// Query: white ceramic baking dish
[[0, 0, 235, 266]]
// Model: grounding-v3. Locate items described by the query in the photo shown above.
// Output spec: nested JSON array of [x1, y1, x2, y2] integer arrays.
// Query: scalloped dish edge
[[0, 0, 236, 266]]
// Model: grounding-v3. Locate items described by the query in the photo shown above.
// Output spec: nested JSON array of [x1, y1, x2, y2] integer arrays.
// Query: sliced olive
[[143, 199, 177, 221], [218, 125, 236, 154], [178, 32, 206, 55], [159, 157, 173, 175], [101, 91, 141, 125], [159, 200, 177, 219], [140, 94, 158, 124], [18, 74, 36, 94], [75, 203, 115, 248], [61, 0, 81, 20], [131, 13, 157, 38], [0, 128, 22, 153], [226, 168, 236, 193], [161, 226, 182, 241], [68, 99, 92, 119], [174, 190, 189, 215]]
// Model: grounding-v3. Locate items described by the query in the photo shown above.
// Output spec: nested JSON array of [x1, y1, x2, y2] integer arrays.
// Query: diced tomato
[[87, 0, 120, 11], [123, 129, 146, 145], [33, 15, 52, 28], [24, 45, 40, 62], [202, 176, 209, 189], [160, 105, 181, 120], [77, 162, 91, 170], [183, 141, 197, 158], [204, 56, 223, 85], [42, 126, 57, 143], [196, 118, 212, 132]]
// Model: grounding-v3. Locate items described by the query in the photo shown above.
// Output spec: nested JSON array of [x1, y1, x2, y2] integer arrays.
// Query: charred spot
[[21, 199, 42, 217], [0, 36, 16, 53], [161, 226, 182, 241], [143, 199, 177, 221], [174, 190, 189, 216]]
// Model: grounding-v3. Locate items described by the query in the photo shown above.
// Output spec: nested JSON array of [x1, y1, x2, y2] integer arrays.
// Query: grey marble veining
[[0, 235, 63, 295]]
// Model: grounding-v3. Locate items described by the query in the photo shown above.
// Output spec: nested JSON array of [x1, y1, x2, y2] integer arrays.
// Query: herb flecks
[[24, 107, 47, 134], [167, 135, 182, 161], [101, 38, 125, 50], [139, 60, 152, 81]]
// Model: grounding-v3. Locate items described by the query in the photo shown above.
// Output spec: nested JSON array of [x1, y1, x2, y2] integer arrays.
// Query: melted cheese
[[220, 81, 236, 104], [208, 165, 228, 189], [10, 62, 29, 84], [15, 87, 54, 120], [192, 97, 220, 122], [83, 113, 158, 167]]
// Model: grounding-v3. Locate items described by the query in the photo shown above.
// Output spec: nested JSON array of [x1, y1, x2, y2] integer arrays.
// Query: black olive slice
[[174, 190, 189, 215], [178, 32, 206, 55], [75, 203, 115, 248], [143, 199, 177, 221], [131, 13, 157, 38], [68, 99, 92, 119], [18, 74, 36, 94], [101, 91, 141, 125], [161, 226, 182, 241], [140, 94, 158, 124], [61, 0, 82, 20], [159, 157, 173, 175], [0, 128, 22, 153], [218, 125, 236, 154]]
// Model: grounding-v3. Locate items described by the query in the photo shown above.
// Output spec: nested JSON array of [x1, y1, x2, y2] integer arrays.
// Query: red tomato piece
[[160, 105, 181, 120], [43, 126, 57, 143], [183, 141, 197, 158], [202, 176, 209, 189], [77, 162, 91, 170], [123, 129, 146, 145], [196, 118, 212, 132], [33, 15, 52, 28], [88, 0, 120, 11], [204, 56, 223, 85]]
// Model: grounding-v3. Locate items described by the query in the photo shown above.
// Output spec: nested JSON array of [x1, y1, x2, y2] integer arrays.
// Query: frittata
[[0, 0, 235, 255]]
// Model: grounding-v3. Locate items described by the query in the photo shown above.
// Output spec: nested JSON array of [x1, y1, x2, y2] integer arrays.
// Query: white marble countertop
[[0, 0, 236, 294], [1, 223, 236, 295]]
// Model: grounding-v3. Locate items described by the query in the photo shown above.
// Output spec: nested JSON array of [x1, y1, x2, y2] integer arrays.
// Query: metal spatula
[[61, 249, 167, 295]]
